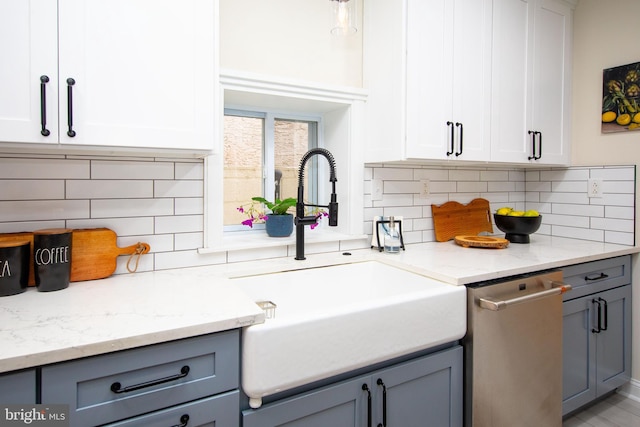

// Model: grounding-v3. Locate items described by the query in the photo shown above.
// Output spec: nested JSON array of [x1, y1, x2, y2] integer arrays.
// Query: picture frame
[[602, 61, 640, 133]]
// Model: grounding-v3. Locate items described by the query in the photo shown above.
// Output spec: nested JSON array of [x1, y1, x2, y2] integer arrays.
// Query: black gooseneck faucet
[[295, 148, 338, 260]]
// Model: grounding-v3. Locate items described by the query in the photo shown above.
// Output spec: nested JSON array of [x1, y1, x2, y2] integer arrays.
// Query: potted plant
[[237, 197, 328, 237], [238, 196, 297, 237]]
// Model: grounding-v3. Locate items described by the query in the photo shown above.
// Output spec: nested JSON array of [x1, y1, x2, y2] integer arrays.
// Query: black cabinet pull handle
[[66, 78, 76, 137], [110, 365, 190, 394], [599, 297, 608, 331], [39, 75, 51, 136], [376, 378, 387, 427], [362, 384, 372, 427], [591, 299, 602, 333], [585, 272, 609, 281], [455, 122, 463, 157], [527, 130, 537, 160], [170, 414, 189, 427], [446, 121, 454, 156], [535, 131, 542, 160]]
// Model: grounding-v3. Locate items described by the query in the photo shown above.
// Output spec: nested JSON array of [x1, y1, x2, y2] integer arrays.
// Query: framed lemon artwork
[[602, 61, 640, 133]]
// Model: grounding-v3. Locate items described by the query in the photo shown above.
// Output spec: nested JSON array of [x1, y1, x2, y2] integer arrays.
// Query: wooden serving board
[[0, 228, 150, 285], [431, 198, 494, 242], [454, 235, 509, 249]]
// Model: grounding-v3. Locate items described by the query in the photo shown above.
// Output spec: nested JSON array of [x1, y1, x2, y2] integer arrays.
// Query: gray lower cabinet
[[242, 345, 463, 427], [0, 369, 36, 404], [41, 330, 240, 427], [562, 256, 632, 416]]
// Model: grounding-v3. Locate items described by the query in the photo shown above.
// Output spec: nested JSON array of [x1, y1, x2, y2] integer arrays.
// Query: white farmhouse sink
[[232, 261, 466, 408]]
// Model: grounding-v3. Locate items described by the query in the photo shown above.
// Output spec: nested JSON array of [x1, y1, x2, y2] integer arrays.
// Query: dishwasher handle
[[479, 281, 572, 311]]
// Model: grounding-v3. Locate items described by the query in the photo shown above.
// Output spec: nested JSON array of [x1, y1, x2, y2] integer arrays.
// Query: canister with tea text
[[0, 241, 30, 296]]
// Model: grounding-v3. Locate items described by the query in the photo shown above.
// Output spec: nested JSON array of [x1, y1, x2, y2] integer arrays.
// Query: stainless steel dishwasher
[[464, 270, 571, 427]]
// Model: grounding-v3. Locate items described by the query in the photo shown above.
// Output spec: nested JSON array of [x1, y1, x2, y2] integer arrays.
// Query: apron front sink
[[232, 261, 466, 408]]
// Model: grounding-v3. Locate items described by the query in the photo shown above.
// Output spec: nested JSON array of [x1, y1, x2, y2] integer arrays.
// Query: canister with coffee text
[[33, 229, 72, 292]]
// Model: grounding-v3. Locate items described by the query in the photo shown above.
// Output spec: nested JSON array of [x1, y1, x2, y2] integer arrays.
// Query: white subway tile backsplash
[[605, 230, 634, 245], [91, 198, 174, 218], [0, 158, 89, 179], [373, 167, 413, 181], [365, 164, 635, 247], [0, 200, 89, 222], [590, 166, 635, 180], [67, 217, 155, 235], [154, 180, 204, 198], [175, 197, 205, 215], [155, 214, 203, 234], [175, 162, 204, 180], [67, 180, 153, 199], [0, 180, 65, 200], [605, 206, 634, 219], [91, 160, 174, 180], [0, 153, 634, 278]]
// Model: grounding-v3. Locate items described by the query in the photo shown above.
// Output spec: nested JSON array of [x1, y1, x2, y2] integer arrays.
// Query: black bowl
[[493, 214, 542, 244]]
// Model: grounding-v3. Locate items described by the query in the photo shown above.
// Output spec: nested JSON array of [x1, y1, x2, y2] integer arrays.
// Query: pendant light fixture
[[330, 0, 357, 35]]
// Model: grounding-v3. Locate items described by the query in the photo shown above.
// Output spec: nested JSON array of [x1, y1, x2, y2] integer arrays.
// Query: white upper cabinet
[[0, 0, 218, 153], [364, 0, 573, 166], [365, 0, 491, 163], [490, 0, 572, 164], [0, 0, 58, 144]]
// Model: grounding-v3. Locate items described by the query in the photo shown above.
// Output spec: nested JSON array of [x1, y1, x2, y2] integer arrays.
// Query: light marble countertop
[[1, 234, 637, 374]]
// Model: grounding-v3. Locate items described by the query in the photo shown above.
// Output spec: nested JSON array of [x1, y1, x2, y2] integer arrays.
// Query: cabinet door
[[595, 285, 632, 395], [242, 376, 368, 427], [405, 0, 453, 160], [0, 370, 36, 404], [490, 0, 535, 163], [0, 0, 58, 144], [406, 0, 490, 161], [449, 0, 492, 161], [58, 0, 217, 151], [374, 346, 463, 427], [562, 296, 597, 415], [530, 0, 571, 165]]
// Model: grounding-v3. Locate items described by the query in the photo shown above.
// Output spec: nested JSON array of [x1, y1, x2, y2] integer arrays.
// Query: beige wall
[[572, 0, 640, 382], [219, 0, 362, 87]]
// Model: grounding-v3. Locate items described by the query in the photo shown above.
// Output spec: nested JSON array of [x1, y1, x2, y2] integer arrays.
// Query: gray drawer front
[[562, 256, 631, 301], [42, 330, 239, 427], [106, 390, 239, 427], [0, 369, 36, 404]]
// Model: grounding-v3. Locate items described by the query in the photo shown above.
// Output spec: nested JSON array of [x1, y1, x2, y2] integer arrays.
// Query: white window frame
[[223, 108, 321, 232], [200, 70, 368, 253]]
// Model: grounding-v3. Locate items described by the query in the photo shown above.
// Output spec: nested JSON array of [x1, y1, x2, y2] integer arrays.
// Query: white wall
[[219, 0, 362, 87], [571, 0, 640, 386]]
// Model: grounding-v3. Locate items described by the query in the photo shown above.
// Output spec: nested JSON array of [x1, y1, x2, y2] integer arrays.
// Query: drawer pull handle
[[110, 365, 190, 394], [170, 414, 189, 427], [585, 272, 608, 281]]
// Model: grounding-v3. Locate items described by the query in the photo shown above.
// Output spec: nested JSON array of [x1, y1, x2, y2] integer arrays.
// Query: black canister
[[34, 228, 72, 292], [0, 241, 30, 296]]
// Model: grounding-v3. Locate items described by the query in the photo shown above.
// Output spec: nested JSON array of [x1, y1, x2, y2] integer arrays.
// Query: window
[[223, 109, 319, 230]]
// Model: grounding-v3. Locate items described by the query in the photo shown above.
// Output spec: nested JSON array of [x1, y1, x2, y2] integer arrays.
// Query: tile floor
[[563, 393, 640, 427]]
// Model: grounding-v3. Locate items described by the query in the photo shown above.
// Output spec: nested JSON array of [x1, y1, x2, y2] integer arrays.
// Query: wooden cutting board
[[0, 228, 150, 285], [454, 235, 509, 249], [431, 198, 494, 242]]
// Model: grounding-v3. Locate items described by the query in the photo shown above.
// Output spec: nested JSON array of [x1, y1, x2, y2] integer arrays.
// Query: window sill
[[198, 228, 368, 254]]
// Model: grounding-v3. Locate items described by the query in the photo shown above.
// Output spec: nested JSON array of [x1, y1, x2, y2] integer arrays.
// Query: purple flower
[[237, 206, 245, 213], [310, 222, 319, 230], [241, 218, 254, 228]]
